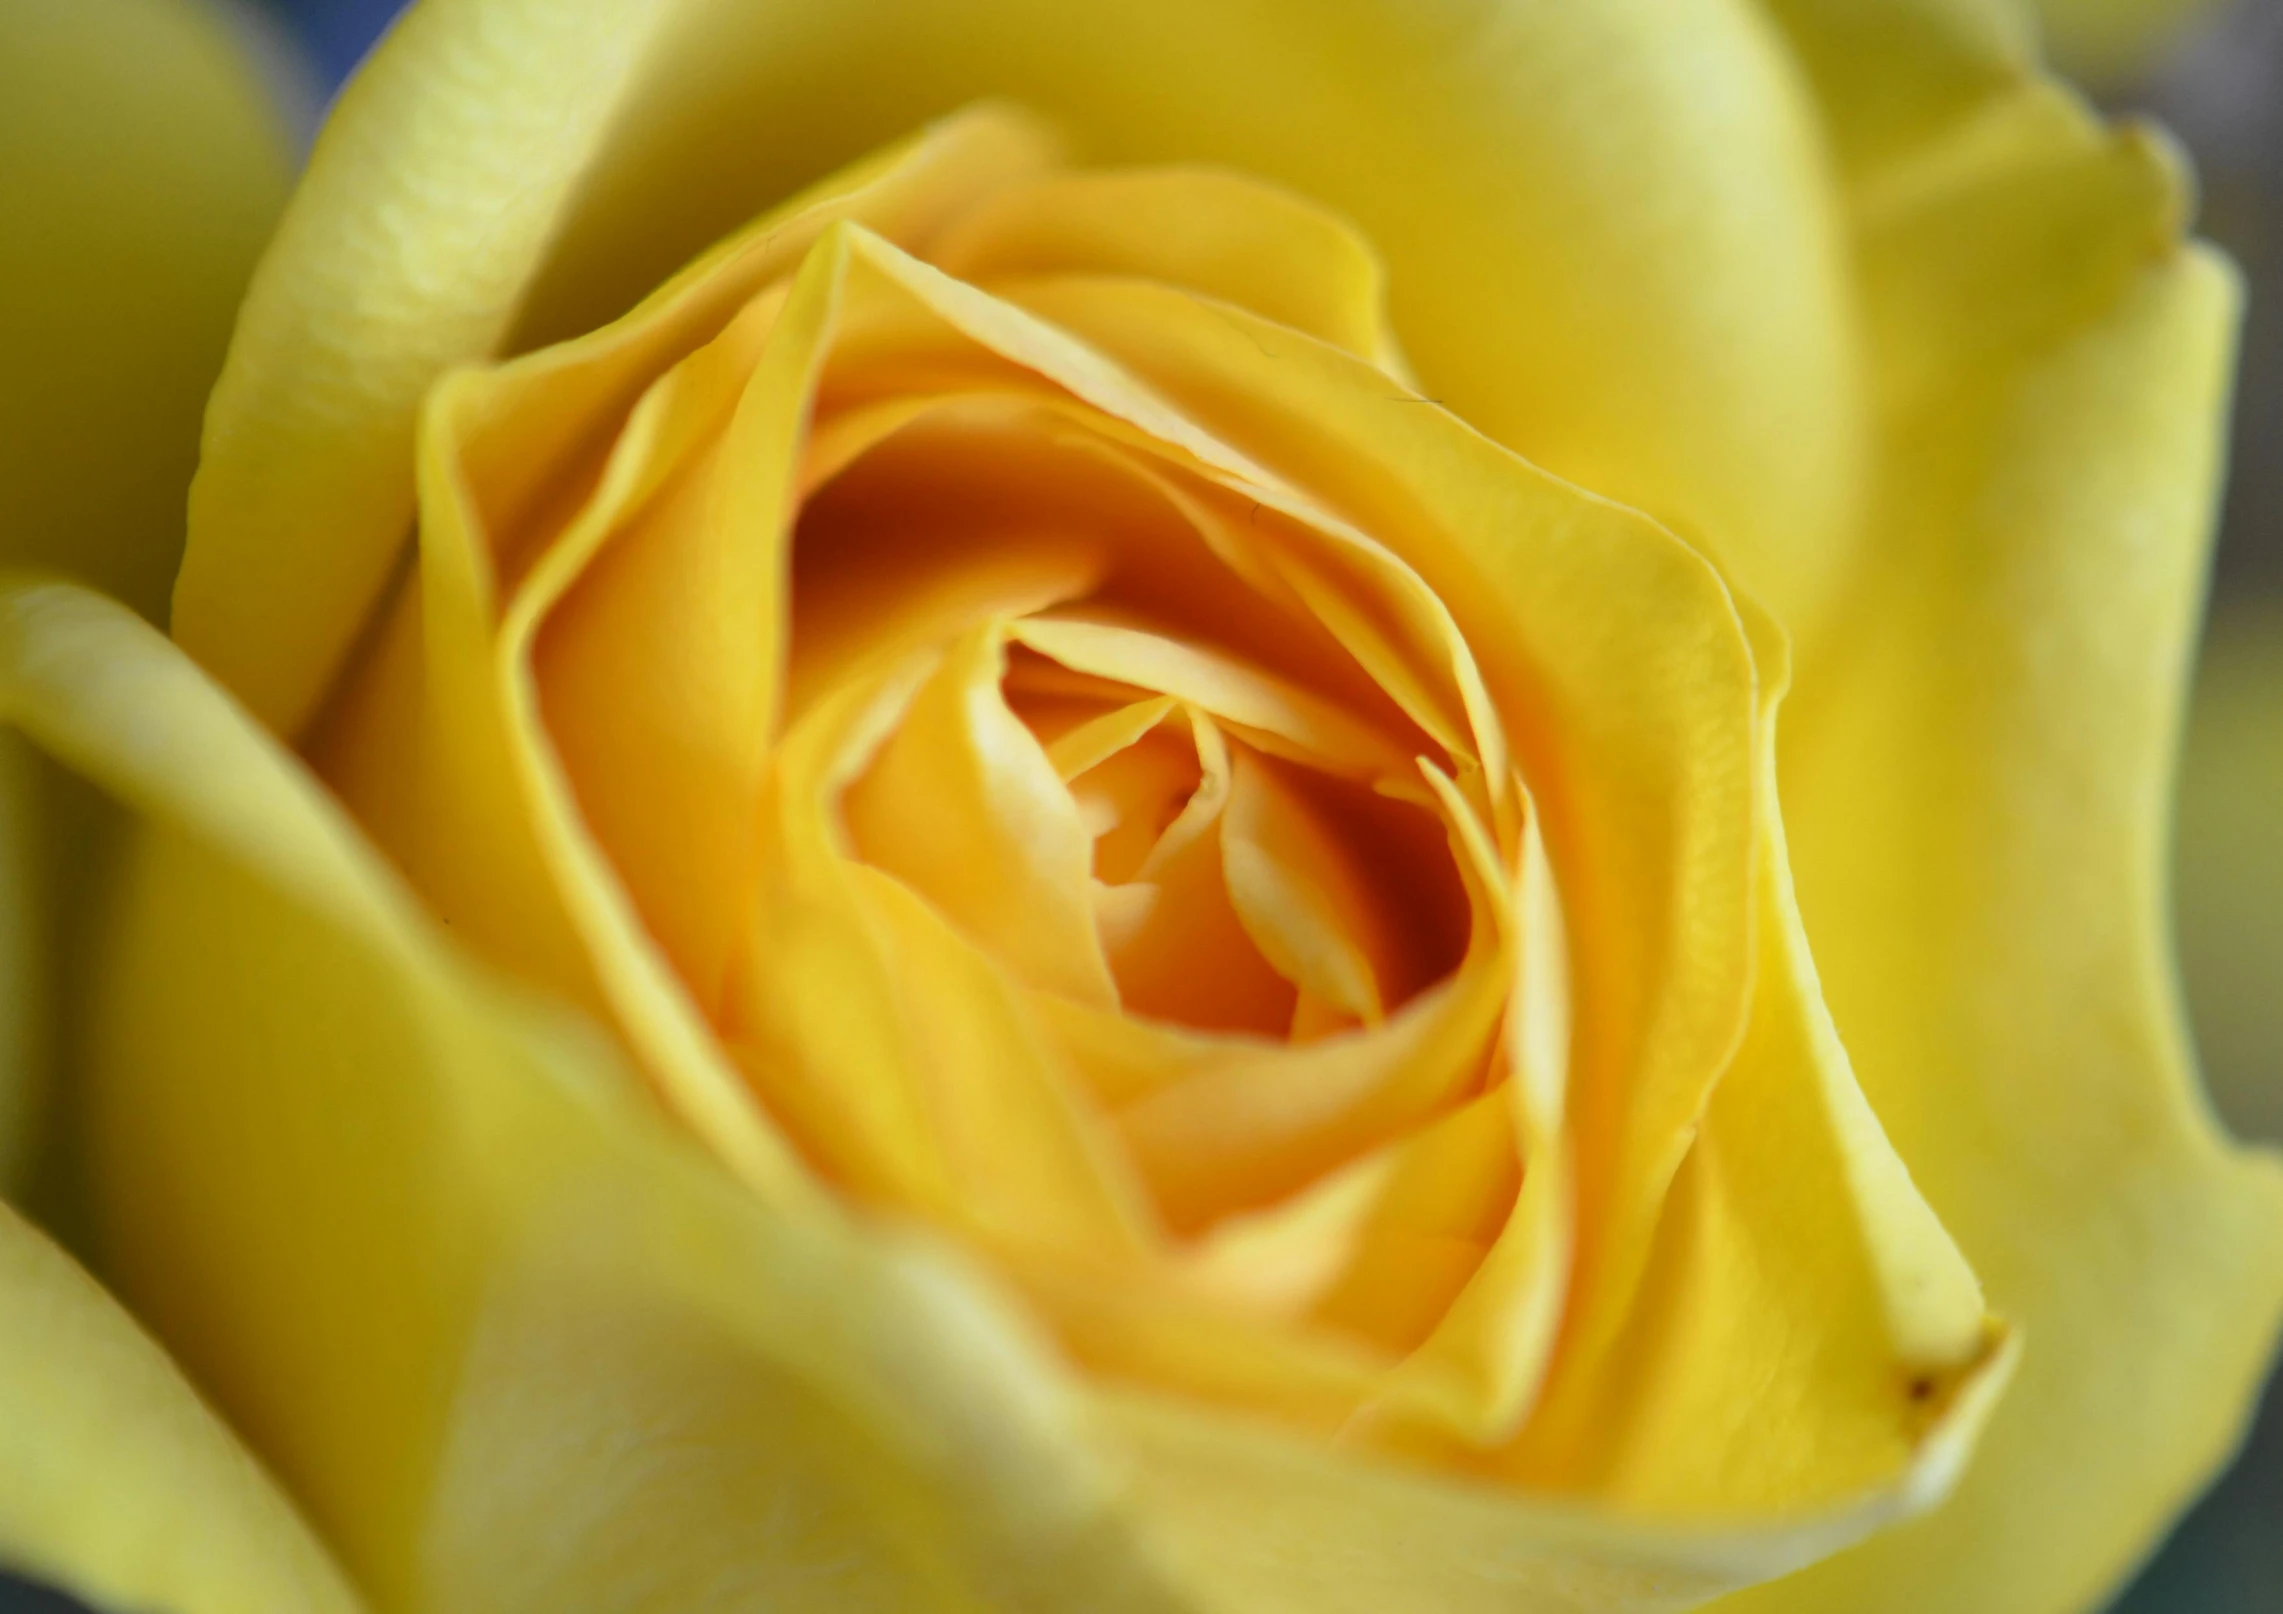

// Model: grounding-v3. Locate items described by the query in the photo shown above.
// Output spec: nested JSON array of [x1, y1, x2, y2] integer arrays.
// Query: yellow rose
[[3, 3, 2279, 1614]]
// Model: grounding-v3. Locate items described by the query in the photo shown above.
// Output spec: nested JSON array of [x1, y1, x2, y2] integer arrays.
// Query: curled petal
[[1738, 79, 2283, 1614]]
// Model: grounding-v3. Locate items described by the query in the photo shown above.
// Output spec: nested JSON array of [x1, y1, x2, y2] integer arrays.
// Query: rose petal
[[1220, 746, 1397, 1024], [844, 624, 1120, 1008], [1511, 606, 2000, 1509], [932, 165, 1407, 374], [0, 0, 289, 620], [1735, 205, 2283, 1614], [174, 0, 680, 735], [1759, 0, 2037, 180], [0, 1199, 363, 1614]]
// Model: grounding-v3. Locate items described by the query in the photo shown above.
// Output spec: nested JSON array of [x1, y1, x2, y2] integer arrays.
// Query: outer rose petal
[[1723, 9, 2283, 1605], [0, 1197, 364, 1614], [174, 0, 688, 738], [0, 0, 290, 620], [177, 0, 1866, 735], [0, 0, 290, 1192]]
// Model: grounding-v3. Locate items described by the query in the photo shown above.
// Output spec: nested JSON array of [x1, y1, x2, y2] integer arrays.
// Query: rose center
[[793, 394, 1473, 1042]]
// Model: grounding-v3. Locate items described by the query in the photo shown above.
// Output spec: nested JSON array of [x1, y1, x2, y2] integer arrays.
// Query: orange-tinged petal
[[1348, 797, 1573, 1448], [1096, 709, 1297, 1039], [317, 130, 1070, 1198], [1045, 696, 1179, 781], [1065, 715, 1203, 886], [424, 107, 1055, 610], [1220, 747, 1395, 1024], [849, 866, 1154, 1260], [728, 654, 959, 1209], [1170, 483, 1515, 842], [525, 289, 791, 1010], [1298, 1086, 1521, 1352], [1106, 761, 1508, 1231], [310, 368, 601, 1010], [1049, 961, 1502, 1234], [845, 624, 1120, 1008], [1010, 613, 1416, 781]]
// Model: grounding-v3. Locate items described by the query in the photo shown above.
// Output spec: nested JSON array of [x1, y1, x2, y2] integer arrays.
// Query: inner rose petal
[[779, 374, 1484, 1050], [840, 623, 1118, 1009]]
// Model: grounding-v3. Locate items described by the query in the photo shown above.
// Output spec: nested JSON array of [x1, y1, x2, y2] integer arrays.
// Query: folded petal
[[1093, 1387, 1972, 1614], [174, 0, 692, 734], [1741, 234, 2283, 1614], [845, 624, 1124, 1008], [1511, 615, 2003, 1509], [1714, 12, 2283, 1609]]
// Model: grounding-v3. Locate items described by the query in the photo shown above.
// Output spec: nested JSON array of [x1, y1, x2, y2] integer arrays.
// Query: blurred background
[[3, 0, 2277, 1609]]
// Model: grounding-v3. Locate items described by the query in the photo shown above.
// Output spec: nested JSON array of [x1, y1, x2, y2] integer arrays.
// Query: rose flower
[[1, 3, 2278, 1613]]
